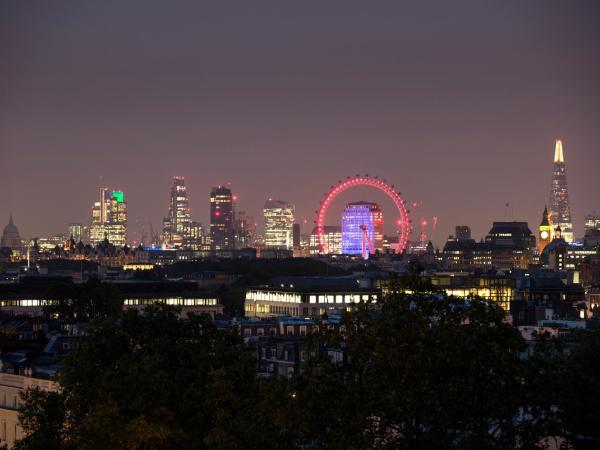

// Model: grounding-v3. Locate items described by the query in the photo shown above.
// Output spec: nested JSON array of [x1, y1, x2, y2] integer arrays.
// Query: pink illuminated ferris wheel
[[316, 176, 411, 254]]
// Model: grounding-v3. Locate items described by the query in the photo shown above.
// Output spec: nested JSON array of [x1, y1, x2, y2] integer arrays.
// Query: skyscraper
[[341, 202, 383, 255], [183, 221, 205, 250], [89, 188, 127, 246], [310, 226, 342, 255], [263, 199, 295, 249], [68, 223, 84, 243], [234, 210, 256, 248], [162, 176, 192, 248], [210, 186, 235, 250], [548, 140, 573, 242]]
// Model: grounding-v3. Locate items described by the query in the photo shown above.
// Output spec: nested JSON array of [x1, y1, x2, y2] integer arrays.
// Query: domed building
[[1, 215, 23, 252]]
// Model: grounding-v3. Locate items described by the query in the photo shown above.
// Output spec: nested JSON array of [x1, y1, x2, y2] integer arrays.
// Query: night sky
[[1, 0, 599, 246]]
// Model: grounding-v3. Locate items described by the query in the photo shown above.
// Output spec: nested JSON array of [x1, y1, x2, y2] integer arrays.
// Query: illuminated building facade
[[342, 203, 373, 255], [68, 223, 84, 243], [244, 277, 380, 318], [183, 221, 206, 250], [89, 189, 127, 247], [443, 222, 535, 270], [538, 206, 553, 255], [162, 177, 192, 248], [341, 202, 383, 255], [210, 186, 235, 250], [36, 235, 68, 252], [382, 272, 514, 311], [542, 239, 598, 271], [234, 211, 256, 248], [549, 140, 573, 242], [263, 199, 295, 249], [310, 226, 342, 255]]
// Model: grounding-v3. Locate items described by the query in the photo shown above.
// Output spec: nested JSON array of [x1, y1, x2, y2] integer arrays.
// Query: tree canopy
[[15, 292, 600, 449]]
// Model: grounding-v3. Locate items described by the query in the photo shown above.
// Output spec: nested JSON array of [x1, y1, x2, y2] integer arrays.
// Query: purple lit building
[[341, 202, 376, 255]]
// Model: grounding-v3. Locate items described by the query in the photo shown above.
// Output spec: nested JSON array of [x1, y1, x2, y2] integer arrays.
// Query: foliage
[[293, 294, 530, 449], [14, 388, 72, 450], [15, 292, 600, 449], [44, 277, 122, 321]]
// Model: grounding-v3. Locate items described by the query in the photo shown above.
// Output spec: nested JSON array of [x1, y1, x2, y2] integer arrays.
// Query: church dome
[[1, 215, 22, 250]]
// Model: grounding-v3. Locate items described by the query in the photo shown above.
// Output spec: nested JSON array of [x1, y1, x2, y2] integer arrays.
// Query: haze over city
[[1, 0, 599, 245], [3, 2, 600, 449]]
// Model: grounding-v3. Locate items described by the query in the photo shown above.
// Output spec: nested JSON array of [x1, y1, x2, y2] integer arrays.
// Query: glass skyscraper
[[162, 176, 192, 248], [548, 140, 573, 242], [210, 185, 235, 250], [263, 199, 295, 249], [90, 188, 127, 246]]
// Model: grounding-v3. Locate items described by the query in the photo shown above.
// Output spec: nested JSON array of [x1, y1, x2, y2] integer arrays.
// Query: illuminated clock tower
[[538, 205, 552, 255]]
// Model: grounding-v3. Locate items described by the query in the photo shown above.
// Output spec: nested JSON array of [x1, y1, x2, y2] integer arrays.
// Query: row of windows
[[244, 325, 308, 337], [246, 291, 302, 303], [123, 298, 218, 306], [0, 298, 218, 308], [308, 294, 376, 304], [0, 299, 54, 307]]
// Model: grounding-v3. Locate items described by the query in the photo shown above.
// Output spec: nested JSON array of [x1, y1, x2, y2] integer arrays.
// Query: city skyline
[[1, 1, 599, 245], [0, 137, 597, 247]]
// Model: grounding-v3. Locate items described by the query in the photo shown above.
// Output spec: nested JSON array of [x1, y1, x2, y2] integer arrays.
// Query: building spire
[[8, 214, 13, 225], [541, 205, 550, 226], [554, 139, 564, 163]]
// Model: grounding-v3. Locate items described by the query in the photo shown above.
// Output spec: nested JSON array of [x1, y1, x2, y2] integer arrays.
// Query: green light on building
[[112, 191, 124, 203]]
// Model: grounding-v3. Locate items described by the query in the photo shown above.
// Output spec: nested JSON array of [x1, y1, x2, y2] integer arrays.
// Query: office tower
[[455, 225, 471, 241], [548, 139, 573, 242], [234, 210, 256, 248], [183, 221, 204, 250], [370, 203, 384, 252], [342, 202, 375, 255], [68, 223, 83, 243], [292, 223, 301, 248], [162, 176, 192, 248], [538, 206, 553, 255], [210, 185, 235, 250], [263, 199, 295, 249], [1, 215, 22, 253], [89, 188, 127, 246], [341, 202, 383, 255], [310, 226, 342, 255]]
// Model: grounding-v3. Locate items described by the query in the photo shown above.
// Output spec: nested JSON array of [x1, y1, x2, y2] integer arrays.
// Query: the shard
[[548, 139, 573, 242]]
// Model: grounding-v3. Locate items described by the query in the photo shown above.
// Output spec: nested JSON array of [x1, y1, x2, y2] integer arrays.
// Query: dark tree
[[15, 388, 72, 450], [292, 294, 551, 449], [16, 305, 292, 449]]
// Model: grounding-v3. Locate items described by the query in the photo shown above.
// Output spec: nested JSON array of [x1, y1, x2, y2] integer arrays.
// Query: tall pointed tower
[[548, 139, 573, 242], [538, 205, 552, 254]]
